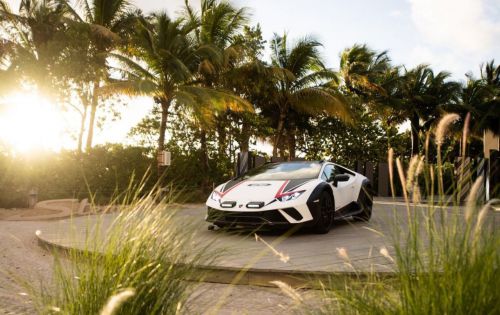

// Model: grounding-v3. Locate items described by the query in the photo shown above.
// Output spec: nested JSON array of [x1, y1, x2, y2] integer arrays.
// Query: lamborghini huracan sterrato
[[205, 161, 373, 233]]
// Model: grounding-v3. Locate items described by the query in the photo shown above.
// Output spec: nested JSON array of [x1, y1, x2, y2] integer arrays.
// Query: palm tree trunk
[[156, 98, 172, 180], [158, 99, 171, 151], [77, 104, 88, 153], [85, 81, 100, 151], [288, 119, 296, 159], [288, 133, 296, 159], [239, 120, 250, 152], [216, 114, 227, 157], [410, 113, 420, 155], [200, 129, 210, 193], [273, 108, 287, 157]]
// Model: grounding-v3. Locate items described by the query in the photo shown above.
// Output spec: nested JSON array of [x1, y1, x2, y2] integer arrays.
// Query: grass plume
[[32, 183, 212, 315], [270, 280, 303, 304], [435, 113, 460, 146], [100, 289, 136, 315], [255, 233, 290, 263], [465, 176, 484, 223], [435, 113, 460, 198], [388, 148, 395, 197], [461, 112, 471, 157]]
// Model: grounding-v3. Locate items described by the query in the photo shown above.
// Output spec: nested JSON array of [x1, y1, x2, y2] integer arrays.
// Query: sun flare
[[0, 92, 69, 153]]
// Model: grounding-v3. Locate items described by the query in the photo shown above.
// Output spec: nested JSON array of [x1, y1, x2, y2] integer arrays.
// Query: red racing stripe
[[274, 180, 290, 198]]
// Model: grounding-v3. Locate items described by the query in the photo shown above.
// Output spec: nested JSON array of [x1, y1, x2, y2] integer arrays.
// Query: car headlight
[[210, 191, 222, 202], [276, 190, 305, 202]]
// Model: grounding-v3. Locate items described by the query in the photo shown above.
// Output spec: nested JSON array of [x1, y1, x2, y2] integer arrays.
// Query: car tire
[[314, 191, 334, 234], [354, 184, 373, 222]]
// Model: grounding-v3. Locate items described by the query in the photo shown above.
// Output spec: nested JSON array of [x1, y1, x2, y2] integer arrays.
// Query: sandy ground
[[0, 211, 319, 314], [0, 220, 54, 314]]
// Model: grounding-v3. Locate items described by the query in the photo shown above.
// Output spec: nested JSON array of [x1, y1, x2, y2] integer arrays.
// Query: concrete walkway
[[35, 200, 469, 286], [0, 199, 88, 221]]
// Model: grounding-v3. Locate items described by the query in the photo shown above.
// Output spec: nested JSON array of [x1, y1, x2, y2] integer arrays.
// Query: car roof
[[270, 160, 324, 165]]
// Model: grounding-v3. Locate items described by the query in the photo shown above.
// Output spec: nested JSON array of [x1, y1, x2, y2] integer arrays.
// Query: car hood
[[214, 178, 318, 204]]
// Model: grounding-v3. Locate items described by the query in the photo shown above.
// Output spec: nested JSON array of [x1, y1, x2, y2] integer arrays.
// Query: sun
[[0, 92, 69, 153]]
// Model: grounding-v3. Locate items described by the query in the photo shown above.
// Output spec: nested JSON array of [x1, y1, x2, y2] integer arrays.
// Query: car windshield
[[240, 162, 322, 180]]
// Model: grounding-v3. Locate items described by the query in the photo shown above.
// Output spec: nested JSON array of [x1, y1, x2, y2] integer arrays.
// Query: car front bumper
[[205, 206, 317, 227]]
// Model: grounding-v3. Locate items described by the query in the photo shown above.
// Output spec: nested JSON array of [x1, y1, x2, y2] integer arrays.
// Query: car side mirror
[[332, 174, 350, 186]]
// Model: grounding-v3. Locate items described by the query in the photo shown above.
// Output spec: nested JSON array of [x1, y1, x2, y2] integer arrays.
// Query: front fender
[[306, 182, 334, 224]]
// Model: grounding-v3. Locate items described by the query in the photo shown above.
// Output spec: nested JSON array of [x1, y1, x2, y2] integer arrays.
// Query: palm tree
[[0, 0, 69, 93], [268, 33, 349, 158], [0, 1, 104, 153], [223, 60, 275, 152], [479, 60, 500, 135], [339, 44, 391, 97], [463, 78, 497, 133], [108, 12, 251, 155], [396, 65, 461, 155], [183, 0, 251, 146], [481, 60, 500, 87], [0, 39, 17, 95], [181, 0, 255, 186], [448, 62, 500, 144], [61, 0, 136, 151], [220, 25, 269, 153], [183, 0, 250, 75], [337, 44, 406, 149]]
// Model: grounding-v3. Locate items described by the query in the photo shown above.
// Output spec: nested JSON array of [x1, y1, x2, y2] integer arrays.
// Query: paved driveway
[[36, 201, 485, 274]]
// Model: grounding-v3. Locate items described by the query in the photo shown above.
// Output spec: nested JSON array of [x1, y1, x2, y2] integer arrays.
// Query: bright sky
[[1, 0, 499, 153]]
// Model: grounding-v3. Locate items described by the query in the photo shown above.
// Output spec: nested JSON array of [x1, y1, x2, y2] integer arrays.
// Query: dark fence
[[236, 151, 500, 201], [6, 151, 499, 208]]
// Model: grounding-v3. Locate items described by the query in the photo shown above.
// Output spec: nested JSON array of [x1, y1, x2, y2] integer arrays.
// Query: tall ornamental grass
[[33, 183, 211, 315], [315, 191, 499, 315], [290, 114, 500, 314]]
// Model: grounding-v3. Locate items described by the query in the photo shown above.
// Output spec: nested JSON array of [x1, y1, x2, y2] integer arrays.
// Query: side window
[[321, 165, 334, 181], [335, 165, 355, 176]]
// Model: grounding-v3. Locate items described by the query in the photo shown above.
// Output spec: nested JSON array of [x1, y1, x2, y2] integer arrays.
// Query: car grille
[[207, 207, 292, 225], [282, 207, 303, 220]]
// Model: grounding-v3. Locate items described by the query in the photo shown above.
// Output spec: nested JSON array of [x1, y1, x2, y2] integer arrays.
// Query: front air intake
[[281, 207, 303, 221]]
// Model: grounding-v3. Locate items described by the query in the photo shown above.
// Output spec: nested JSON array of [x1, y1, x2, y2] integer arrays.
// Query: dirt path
[[0, 220, 53, 314]]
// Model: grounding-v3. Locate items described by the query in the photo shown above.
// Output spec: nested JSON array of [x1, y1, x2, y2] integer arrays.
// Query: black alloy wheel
[[314, 191, 334, 234]]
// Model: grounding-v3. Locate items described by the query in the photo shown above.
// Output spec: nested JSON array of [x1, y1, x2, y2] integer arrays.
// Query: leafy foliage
[[0, 144, 155, 207], [296, 109, 410, 168], [0, 0, 498, 204]]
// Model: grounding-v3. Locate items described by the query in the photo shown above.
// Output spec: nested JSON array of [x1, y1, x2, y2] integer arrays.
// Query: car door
[[321, 164, 352, 210]]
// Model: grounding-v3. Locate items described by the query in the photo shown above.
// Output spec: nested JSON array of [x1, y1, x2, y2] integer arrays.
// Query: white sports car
[[206, 161, 373, 233]]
